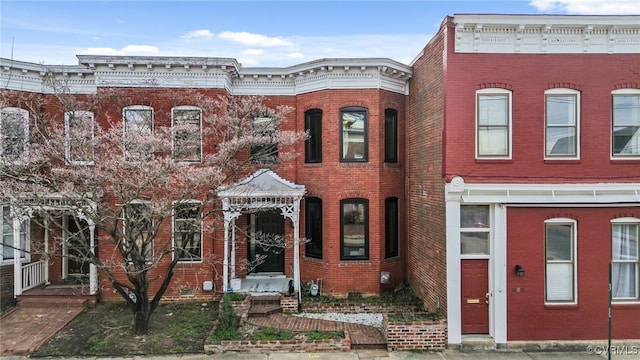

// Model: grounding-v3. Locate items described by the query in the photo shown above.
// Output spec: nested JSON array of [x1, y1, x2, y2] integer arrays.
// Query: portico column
[[222, 203, 240, 293], [13, 215, 22, 297], [44, 218, 49, 284], [282, 199, 302, 303], [89, 222, 98, 295], [445, 177, 465, 345], [292, 199, 301, 304]]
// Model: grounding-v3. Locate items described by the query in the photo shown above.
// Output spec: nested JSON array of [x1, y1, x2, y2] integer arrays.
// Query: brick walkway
[[246, 313, 386, 347], [0, 305, 85, 356]]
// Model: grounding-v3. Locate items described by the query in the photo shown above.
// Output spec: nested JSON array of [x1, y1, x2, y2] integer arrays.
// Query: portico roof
[[217, 169, 305, 211]]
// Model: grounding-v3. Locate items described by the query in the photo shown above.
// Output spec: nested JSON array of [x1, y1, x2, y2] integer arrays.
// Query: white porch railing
[[22, 260, 46, 291]]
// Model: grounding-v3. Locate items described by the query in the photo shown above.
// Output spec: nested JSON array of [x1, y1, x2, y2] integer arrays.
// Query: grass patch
[[222, 292, 246, 302], [250, 327, 294, 340], [32, 302, 217, 356], [388, 312, 441, 322]]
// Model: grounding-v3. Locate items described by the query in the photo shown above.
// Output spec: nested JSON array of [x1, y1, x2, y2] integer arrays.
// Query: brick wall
[[3, 86, 407, 301], [443, 42, 640, 184], [507, 206, 640, 341], [405, 18, 449, 314], [0, 264, 15, 309], [295, 89, 406, 296], [384, 315, 447, 351]]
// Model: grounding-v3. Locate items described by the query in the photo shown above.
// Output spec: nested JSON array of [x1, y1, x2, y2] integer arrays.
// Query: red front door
[[461, 259, 489, 334]]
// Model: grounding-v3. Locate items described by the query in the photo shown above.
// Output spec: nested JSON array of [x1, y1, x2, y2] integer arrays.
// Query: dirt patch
[[32, 301, 217, 357]]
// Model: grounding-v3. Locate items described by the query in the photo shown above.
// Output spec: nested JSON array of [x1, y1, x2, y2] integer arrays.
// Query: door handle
[[485, 292, 490, 304]]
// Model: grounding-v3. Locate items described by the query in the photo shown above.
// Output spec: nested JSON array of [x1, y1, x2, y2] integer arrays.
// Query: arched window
[[340, 198, 369, 260], [305, 197, 322, 258], [304, 109, 322, 163], [384, 109, 398, 163], [476, 89, 511, 159], [172, 106, 202, 162], [545, 88, 580, 159], [340, 107, 368, 162], [385, 197, 399, 258], [545, 218, 577, 304]]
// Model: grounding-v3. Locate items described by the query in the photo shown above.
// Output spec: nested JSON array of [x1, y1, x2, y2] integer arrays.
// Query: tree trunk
[[133, 293, 151, 335]]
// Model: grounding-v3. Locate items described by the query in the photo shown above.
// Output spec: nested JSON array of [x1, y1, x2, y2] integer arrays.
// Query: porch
[[232, 274, 293, 294], [16, 275, 98, 307], [5, 196, 100, 303], [217, 169, 306, 301]]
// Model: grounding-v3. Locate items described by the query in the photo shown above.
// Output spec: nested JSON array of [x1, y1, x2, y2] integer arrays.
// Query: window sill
[[304, 255, 323, 262], [612, 302, 640, 309], [339, 162, 371, 168], [544, 303, 579, 310], [303, 162, 323, 168], [338, 260, 371, 266], [543, 159, 581, 164], [610, 158, 640, 164], [475, 159, 513, 164], [384, 162, 401, 169], [384, 256, 401, 263]]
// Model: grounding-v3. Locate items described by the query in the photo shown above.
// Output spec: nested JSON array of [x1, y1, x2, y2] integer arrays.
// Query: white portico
[[216, 169, 305, 298]]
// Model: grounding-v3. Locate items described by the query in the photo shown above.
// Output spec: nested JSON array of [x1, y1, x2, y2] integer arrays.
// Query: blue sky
[[1, 0, 639, 67]]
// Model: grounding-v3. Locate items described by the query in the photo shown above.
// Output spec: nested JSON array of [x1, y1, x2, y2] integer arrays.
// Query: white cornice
[[1, 58, 96, 94], [2, 56, 412, 95], [453, 14, 640, 54], [446, 176, 640, 204]]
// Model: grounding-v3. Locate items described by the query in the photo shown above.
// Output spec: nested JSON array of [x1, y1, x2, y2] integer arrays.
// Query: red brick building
[[2, 14, 639, 347], [407, 14, 640, 346]]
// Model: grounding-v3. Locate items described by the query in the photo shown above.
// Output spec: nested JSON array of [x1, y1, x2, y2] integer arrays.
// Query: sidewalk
[[2, 348, 639, 360]]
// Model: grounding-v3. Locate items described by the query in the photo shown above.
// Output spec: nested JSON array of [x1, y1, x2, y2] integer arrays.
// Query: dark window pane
[[305, 110, 322, 163], [384, 109, 398, 163], [305, 197, 323, 258], [341, 199, 368, 260], [340, 108, 368, 162], [385, 197, 398, 258]]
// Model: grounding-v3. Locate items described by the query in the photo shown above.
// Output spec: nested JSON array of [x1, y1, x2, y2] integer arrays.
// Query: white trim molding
[[453, 14, 640, 54], [447, 178, 640, 205]]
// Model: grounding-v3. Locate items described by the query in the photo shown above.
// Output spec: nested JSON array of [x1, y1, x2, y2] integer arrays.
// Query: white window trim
[[460, 204, 491, 259], [64, 110, 95, 166], [172, 200, 203, 263], [124, 200, 154, 263], [611, 89, 640, 160], [122, 105, 154, 133], [1, 205, 31, 264], [544, 218, 578, 305], [611, 217, 640, 303], [475, 88, 512, 160], [544, 88, 580, 160], [171, 106, 203, 163], [1, 107, 29, 165]]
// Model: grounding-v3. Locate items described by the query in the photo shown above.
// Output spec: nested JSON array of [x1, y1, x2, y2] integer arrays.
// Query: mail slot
[[466, 298, 480, 304]]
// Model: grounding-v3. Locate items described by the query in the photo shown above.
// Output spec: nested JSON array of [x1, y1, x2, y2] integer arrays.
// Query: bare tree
[[0, 77, 306, 334]]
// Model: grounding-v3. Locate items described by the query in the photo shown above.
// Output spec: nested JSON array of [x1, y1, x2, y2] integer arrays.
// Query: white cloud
[[529, 0, 640, 14], [242, 49, 264, 55], [79, 45, 159, 56], [287, 52, 304, 59], [181, 29, 214, 40], [218, 31, 291, 47]]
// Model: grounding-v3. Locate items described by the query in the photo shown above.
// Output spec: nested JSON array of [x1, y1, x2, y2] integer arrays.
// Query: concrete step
[[460, 335, 496, 352]]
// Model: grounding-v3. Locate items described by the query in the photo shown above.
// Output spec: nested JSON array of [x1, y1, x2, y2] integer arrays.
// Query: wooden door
[[250, 211, 285, 273], [461, 259, 489, 334], [66, 215, 90, 277]]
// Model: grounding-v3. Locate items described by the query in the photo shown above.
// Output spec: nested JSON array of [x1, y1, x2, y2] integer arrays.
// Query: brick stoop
[[18, 296, 91, 308], [248, 294, 283, 317]]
